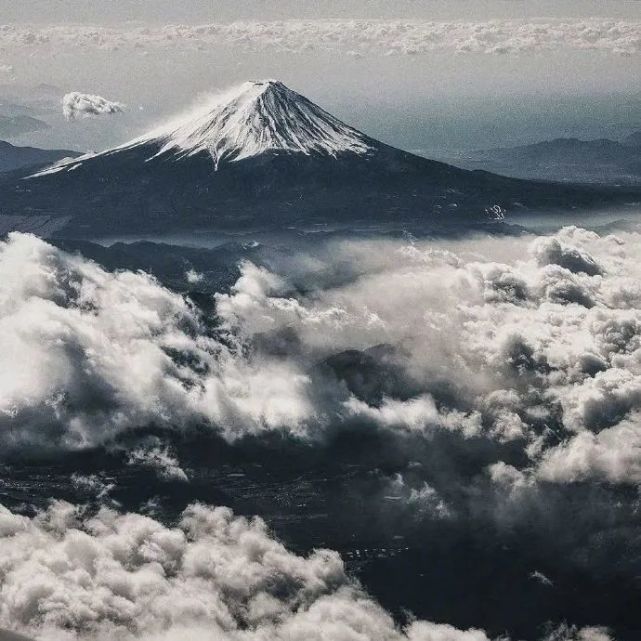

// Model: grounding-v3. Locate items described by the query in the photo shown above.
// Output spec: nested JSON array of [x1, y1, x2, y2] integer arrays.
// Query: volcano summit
[[0, 80, 637, 238], [36, 80, 374, 173]]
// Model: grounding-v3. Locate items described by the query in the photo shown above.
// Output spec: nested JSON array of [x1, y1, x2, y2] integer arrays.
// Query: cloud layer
[[0, 500, 498, 641], [0, 499, 613, 641], [4, 227, 641, 495], [0, 232, 322, 450], [1, 230, 639, 639], [1, 20, 640, 57], [62, 92, 125, 120], [212, 226, 641, 489]]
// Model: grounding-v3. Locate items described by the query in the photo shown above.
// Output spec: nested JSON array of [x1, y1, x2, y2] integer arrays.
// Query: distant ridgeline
[[446, 132, 641, 185]]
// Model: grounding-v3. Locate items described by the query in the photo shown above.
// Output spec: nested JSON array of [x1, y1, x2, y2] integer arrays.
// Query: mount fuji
[[0, 80, 637, 238]]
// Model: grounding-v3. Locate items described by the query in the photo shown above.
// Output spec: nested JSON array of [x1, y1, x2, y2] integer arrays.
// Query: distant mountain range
[[0, 114, 50, 138], [444, 131, 641, 185], [0, 80, 639, 239], [0, 140, 79, 173], [623, 131, 641, 148]]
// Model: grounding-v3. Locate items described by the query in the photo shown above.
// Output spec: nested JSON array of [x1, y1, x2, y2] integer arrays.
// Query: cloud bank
[[0, 230, 638, 639], [1, 20, 640, 57], [0, 500, 497, 641], [5, 227, 641, 495], [62, 92, 125, 121], [0, 232, 319, 450], [0, 500, 611, 641]]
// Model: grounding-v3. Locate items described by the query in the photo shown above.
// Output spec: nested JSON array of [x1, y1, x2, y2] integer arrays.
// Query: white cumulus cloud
[[5, 226, 641, 493], [0, 500, 496, 641], [62, 92, 125, 121]]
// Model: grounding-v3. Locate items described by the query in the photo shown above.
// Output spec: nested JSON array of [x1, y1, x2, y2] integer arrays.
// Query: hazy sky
[[3, 1, 641, 22], [1, 1, 640, 153]]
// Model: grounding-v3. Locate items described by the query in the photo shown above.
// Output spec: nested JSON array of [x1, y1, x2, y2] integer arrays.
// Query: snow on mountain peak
[[143, 79, 373, 167], [29, 80, 374, 178]]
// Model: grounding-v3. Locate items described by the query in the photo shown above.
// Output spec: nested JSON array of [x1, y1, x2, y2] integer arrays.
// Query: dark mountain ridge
[[446, 132, 641, 185], [0, 139, 79, 173]]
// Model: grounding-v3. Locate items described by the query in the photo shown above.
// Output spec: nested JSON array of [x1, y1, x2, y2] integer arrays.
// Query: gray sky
[[1, 1, 640, 153], [3, 1, 641, 22]]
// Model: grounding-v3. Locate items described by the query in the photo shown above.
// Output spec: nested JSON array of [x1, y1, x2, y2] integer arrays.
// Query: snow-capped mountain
[[1, 80, 638, 238], [35, 80, 373, 177], [146, 80, 373, 167]]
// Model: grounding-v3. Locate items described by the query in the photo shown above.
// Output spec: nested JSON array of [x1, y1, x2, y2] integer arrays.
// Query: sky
[[3, 0, 641, 22], [0, 0, 640, 153]]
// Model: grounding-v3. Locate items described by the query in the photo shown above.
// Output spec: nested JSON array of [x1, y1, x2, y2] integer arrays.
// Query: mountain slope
[[624, 131, 641, 148], [142, 79, 373, 166], [1, 80, 639, 238], [0, 114, 50, 138], [0, 140, 79, 173], [445, 136, 641, 185], [34, 80, 372, 177]]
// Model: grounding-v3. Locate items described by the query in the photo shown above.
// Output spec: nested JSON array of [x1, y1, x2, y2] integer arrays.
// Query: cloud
[[0, 228, 638, 638], [62, 92, 125, 121], [344, 395, 481, 437], [70, 474, 115, 500], [531, 236, 603, 276], [127, 440, 189, 481], [0, 232, 320, 451], [537, 415, 641, 485], [0, 500, 496, 641], [5, 226, 641, 497], [1, 20, 641, 57], [0, 64, 13, 74], [530, 570, 554, 587], [212, 226, 641, 489], [383, 473, 452, 519], [542, 626, 614, 641], [185, 268, 204, 284]]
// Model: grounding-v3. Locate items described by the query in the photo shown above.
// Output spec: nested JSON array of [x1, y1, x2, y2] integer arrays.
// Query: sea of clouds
[[1, 20, 640, 57], [3, 227, 641, 492], [0, 229, 631, 469], [0, 500, 611, 641], [1, 227, 640, 639]]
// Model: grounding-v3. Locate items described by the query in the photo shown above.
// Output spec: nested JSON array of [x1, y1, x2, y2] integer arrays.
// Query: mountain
[[132, 79, 373, 168], [0, 80, 638, 239], [52, 237, 267, 296], [0, 114, 50, 138], [0, 140, 80, 173], [624, 131, 641, 148], [445, 136, 641, 185]]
